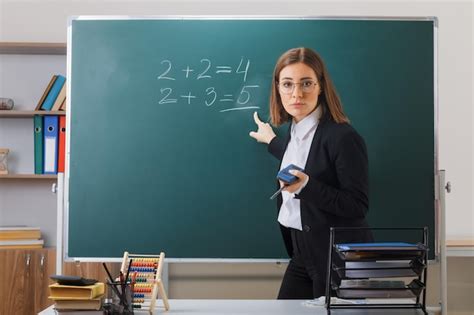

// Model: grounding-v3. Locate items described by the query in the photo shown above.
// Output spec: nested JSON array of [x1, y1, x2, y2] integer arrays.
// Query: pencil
[[102, 263, 125, 304], [125, 258, 133, 284]]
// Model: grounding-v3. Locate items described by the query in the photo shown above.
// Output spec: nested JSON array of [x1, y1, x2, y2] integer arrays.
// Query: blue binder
[[43, 115, 59, 174]]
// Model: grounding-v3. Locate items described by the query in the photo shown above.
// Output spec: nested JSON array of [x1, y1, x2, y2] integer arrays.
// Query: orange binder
[[58, 116, 66, 172]]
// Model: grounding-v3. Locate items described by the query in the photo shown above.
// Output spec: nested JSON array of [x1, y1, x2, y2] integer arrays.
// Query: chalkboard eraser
[[50, 275, 98, 286], [277, 164, 304, 184]]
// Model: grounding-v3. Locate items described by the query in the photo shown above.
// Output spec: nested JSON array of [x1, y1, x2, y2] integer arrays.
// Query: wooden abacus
[[121, 252, 170, 313]]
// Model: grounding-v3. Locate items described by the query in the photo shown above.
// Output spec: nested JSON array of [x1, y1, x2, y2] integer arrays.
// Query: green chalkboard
[[68, 18, 435, 259]]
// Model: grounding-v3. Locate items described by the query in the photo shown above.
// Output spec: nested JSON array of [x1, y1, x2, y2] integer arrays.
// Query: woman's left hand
[[280, 170, 309, 194]]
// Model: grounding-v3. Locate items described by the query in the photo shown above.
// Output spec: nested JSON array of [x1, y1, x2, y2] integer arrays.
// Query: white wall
[[1, 0, 472, 240]]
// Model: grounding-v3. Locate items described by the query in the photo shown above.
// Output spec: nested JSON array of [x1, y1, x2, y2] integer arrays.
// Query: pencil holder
[[104, 282, 134, 315]]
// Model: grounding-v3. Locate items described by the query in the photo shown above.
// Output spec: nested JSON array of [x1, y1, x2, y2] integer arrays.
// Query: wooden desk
[[39, 299, 427, 314]]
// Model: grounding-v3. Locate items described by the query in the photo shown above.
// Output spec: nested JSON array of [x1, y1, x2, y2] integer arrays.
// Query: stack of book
[[0, 226, 44, 249], [49, 282, 105, 314], [36, 74, 67, 112], [34, 74, 67, 175]]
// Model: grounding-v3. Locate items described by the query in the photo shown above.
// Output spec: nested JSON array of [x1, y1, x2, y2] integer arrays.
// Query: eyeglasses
[[278, 80, 318, 94]]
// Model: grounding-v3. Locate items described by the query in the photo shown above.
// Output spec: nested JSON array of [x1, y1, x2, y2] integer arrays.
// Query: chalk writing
[[156, 57, 260, 112]]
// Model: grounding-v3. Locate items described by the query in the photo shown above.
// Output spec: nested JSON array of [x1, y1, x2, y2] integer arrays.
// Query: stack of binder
[[34, 115, 66, 174], [33, 74, 67, 174], [49, 282, 105, 313]]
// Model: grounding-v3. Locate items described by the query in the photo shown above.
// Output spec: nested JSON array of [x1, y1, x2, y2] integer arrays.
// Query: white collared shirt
[[278, 106, 322, 230]]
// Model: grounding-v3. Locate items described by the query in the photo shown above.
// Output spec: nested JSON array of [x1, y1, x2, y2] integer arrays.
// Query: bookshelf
[[0, 42, 66, 177], [0, 174, 57, 179], [0, 110, 64, 178], [0, 110, 65, 118], [446, 239, 474, 257], [0, 42, 66, 55], [0, 41, 65, 314]]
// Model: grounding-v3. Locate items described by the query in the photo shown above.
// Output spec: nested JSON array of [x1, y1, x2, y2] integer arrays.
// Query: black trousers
[[277, 228, 326, 299]]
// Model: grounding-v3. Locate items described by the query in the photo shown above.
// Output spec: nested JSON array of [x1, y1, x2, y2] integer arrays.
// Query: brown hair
[[269, 47, 349, 126]]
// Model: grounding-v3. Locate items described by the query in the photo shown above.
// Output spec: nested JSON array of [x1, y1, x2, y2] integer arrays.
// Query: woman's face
[[278, 62, 321, 123]]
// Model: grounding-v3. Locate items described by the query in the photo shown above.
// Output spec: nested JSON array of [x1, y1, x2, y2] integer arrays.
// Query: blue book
[[41, 75, 66, 111]]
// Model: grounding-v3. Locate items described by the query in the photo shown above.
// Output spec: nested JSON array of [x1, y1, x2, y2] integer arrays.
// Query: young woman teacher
[[249, 47, 372, 299]]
